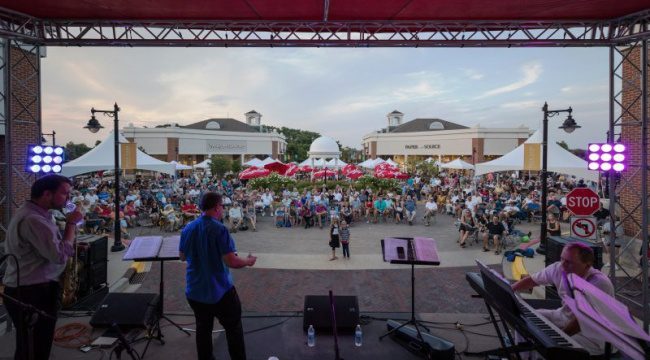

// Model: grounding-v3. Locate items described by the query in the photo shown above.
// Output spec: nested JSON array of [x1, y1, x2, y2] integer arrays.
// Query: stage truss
[[0, 4, 649, 327]]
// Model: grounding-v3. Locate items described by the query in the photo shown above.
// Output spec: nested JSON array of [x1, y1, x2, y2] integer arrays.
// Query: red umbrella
[[239, 167, 270, 180], [285, 163, 299, 177], [313, 169, 337, 178], [394, 172, 410, 180], [264, 161, 288, 175], [341, 164, 357, 175], [374, 170, 396, 179], [346, 169, 364, 179], [298, 165, 313, 173], [375, 162, 399, 172]]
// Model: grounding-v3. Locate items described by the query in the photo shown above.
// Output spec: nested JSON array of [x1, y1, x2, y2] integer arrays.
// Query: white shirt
[[334, 192, 343, 202], [425, 201, 438, 211], [229, 207, 242, 219], [85, 193, 99, 205], [531, 262, 614, 354]]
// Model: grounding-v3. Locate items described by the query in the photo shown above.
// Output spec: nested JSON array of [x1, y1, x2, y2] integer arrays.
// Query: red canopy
[[313, 169, 337, 178], [341, 164, 358, 175], [394, 172, 410, 180], [374, 170, 396, 179], [264, 161, 288, 175], [346, 169, 364, 180], [298, 165, 313, 173], [284, 163, 299, 177], [239, 167, 270, 180], [375, 162, 399, 172]]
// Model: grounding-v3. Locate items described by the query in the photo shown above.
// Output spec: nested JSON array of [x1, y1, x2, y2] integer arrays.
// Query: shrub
[[248, 173, 296, 193]]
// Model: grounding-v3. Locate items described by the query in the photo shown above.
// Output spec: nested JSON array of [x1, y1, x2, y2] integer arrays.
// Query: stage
[[0, 312, 500, 359]]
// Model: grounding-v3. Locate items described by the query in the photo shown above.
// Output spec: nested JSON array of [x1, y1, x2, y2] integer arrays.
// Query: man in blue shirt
[[179, 192, 257, 360]]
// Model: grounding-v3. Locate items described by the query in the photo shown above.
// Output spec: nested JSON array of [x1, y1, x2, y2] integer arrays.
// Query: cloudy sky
[[42, 46, 611, 149]]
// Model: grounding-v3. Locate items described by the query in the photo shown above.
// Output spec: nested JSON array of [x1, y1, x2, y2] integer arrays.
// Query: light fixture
[[26, 145, 65, 173], [587, 142, 626, 172], [84, 115, 104, 133]]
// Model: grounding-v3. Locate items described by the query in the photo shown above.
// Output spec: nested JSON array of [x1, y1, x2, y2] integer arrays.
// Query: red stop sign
[[566, 188, 600, 216]]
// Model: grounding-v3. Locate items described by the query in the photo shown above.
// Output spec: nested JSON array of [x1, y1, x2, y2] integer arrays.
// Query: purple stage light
[[600, 163, 612, 171], [613, 163, 625, 171], [588, 153, 600, 161], [613, 144, 626, 152], [600, 153, 612, 162], [601, 144, 613, 152], [613, 153, 625, 162], [588, 144, 600, 152], [588, 162, 600, 170]]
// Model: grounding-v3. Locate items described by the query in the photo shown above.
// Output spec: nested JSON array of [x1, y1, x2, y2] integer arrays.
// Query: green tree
[[266, 126, 321, 162], [64, 141, 93, 161], [209, 155, 231, 178], [556, 141, 569, 150], [231, 159, 242, 174]]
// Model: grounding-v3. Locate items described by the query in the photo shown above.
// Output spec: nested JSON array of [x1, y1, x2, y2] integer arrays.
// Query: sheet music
[[158, 236, 181, 259], [382, 237, 440, 265], [123, 236, 162, 260], [413, 237, 440, 263], [382, 237, 410, 262]]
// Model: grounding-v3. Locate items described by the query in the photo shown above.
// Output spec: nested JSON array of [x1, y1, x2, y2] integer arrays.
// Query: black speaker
[[90, 293, 159, 329], [77, 234, 108, 264], [303, 295, 359, 332], [545, 236, 604, 299]]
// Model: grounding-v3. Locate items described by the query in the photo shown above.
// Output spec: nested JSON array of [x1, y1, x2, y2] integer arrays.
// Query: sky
[[42, 46, 612, 149]]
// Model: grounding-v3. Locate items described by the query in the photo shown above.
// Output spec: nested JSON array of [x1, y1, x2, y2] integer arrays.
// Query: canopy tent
[[326, 158, 347, 168], [299, 158, 325, 167], [244, 158, 264, 167], [358, 158, 385, 169], [170, 161, 192, 170], [440, 158, 475, 170], [474, 130, 598, 181], [61, 131, 175, 177], [194, 159, 211, 169], [385, 158, 399, 167], [259, 157, 278, 166]]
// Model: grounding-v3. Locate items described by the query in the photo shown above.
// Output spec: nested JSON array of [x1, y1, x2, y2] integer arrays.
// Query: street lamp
[[42, 130, 56, 145], [536, 102, 580, 255], [84, 103, 125, 252]]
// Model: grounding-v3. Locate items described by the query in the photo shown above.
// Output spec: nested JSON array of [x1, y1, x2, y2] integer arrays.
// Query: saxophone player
[[3, 174, 83, 360]]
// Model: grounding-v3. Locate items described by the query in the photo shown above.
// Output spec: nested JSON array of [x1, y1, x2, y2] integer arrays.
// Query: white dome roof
[[309, 136, 340, 155]]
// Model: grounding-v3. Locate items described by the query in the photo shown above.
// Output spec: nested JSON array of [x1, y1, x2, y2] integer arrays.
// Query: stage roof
[[1, 0, 647, 22]]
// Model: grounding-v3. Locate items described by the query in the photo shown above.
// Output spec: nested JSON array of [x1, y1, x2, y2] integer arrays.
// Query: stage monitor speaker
[[303, 295, 359, 333], [90, 293, 159, 329], [545, 236, 604, 299], [386, 319, 455, 360], [77, 234, 108, 264]]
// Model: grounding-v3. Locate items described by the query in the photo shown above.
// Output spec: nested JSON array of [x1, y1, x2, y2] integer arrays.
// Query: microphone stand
[[112, 323, 139, 360], [329, 290, 343, 360], [0, 290, 55, 360]]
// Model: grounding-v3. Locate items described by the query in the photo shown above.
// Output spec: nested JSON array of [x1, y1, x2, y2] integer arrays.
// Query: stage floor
[[0, 312, 501, 360]]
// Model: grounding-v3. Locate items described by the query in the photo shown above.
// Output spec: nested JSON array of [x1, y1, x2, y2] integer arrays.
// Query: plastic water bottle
[[354, 324, 363, 347], [64, 201, 84, 226], [307, 325, 315, 347]]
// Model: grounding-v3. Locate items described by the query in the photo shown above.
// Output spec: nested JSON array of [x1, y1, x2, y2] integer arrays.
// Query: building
[[362, 110, 530, 165], [123, 110, 286, 165]]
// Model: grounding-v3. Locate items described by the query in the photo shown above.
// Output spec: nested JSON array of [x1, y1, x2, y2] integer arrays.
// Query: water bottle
[[307, 325, 315, 347], [354, 324, 363, 347], [64, 201, 84, 226]]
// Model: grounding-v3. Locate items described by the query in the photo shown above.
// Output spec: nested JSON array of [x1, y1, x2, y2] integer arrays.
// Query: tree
[[231, 159, 242, 174], [64, 141, 93, 161], [210, 155, 231, 178], [556, 141, 569, 150], [266, 126, 321, 162], [138, 146, 148, 154]]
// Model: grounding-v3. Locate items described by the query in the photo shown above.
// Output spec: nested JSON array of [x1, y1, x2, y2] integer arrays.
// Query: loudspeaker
[[77, 234, 108, 264], [303, 295, 359, 332], [545, 236, 604, 299], [386, 319, 455, 360], [90, 293, 159, 329]]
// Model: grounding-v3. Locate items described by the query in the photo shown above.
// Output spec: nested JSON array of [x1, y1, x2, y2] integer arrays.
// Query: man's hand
[[247, 254, 257, 267], [65, 210, 83, 225]]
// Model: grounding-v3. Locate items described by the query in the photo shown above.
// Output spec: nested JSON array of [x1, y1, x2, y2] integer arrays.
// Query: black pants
[[342, 243, 350, 258], [187, 287, 246, 360], [4, 281, 60, 360]]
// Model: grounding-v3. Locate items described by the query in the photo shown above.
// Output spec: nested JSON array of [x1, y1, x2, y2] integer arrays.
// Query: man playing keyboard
[[511, 242, 614, 356]]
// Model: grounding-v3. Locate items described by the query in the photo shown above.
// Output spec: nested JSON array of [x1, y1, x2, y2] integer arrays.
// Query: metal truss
[[0, 7, 648, 47], [0, 40, 41, 246], [608, 40, 650, 329]]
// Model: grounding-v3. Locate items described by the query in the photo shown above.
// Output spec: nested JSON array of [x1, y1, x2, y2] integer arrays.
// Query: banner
[[523, 143, 541, 170], [121, 143, 137, 170]]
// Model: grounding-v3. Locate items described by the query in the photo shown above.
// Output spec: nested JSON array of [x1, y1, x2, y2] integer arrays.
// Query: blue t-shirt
[[179, 215, 237, 304]]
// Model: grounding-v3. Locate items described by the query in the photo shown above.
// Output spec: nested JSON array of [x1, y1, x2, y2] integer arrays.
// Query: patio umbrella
[[264, 160, 288, 175], [239, 167, 270, 180], [341, 163, 357, 175], [285, 163, 299, 177], [375, 162, 399, 172], [346, 169, 364, 179], [394, 172, 410, 180], [374, 170, 396, 179], [298, 165, 313, 173], [313, 169, 337, 178]]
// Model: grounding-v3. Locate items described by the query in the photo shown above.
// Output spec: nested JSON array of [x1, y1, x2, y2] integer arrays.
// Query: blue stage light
[[53, 156, 63, 164], [52, 165, 62, 173], [29, 165, 41, 172], [42, 165, 52, 173], [26, 145, 65, 174], [32, 146, 43, 154], [31, 155, 42, 163], [54, 147, 64, 155]]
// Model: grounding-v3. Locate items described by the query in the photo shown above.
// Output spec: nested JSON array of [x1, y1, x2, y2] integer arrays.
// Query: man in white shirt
[[228, 202, 243, 232], [512, 243, 614, 355], [261, 192, 274, 216], [502, 201, 520, 218], [85, 190, 99, 205], [424, 197, 438, 226]]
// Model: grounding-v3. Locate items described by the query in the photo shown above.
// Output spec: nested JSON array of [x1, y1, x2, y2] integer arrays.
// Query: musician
[[512, 242, 614, 355], [3, 174, 83, 360], [179, 192, 257, 360]]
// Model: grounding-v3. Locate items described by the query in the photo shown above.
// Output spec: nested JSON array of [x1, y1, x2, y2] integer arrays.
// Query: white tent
[[326, 158, 347, 168], [440, 158, 475, 170], [474, 130, 597, 181], [299, 158, 325, 167], [385, 158, 399, 167], [171, 161, 192, 170], [244, 158, 264, 167], [358, 158, 385, 169], [259, 157, 277, 166], [194, 159, 211, 169], [61, 131, 175, 177]]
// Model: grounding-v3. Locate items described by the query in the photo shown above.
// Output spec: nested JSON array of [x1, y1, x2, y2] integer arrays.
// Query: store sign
[[206, 140, 247, 154], [404, 144, 440, 150]]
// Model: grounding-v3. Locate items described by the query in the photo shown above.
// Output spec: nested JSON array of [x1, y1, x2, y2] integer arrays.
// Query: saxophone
[[61, 238, 79, 307]]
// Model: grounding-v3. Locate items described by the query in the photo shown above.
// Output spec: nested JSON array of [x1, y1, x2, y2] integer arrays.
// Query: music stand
[[378, 237, 440, 346], [122, 236, 190, 357]]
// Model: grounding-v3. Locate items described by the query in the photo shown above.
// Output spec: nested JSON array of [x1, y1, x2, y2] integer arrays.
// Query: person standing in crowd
[[339, 220, 351, 259], [179, 192, 257, 360], [329, 218, 341, 260], [3, 174, 83, 360]]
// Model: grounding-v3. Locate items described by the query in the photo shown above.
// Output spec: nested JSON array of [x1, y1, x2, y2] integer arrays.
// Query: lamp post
[[42, 130, 56, 145], [84, 103, 125, 252], [536, 102, 580, 255]]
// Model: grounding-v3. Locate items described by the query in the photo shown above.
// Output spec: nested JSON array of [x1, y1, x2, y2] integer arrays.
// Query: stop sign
[[566, 188, 600, 216]]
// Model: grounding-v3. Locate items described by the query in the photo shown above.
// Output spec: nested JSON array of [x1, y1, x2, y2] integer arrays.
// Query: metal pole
[[51, 130, 55, 146], [537, 103, 549, 255], [641, 40, 649, 331], [608, 46, 618, 287], [111, 103, 124, 252], [3, 40, 11, 230]]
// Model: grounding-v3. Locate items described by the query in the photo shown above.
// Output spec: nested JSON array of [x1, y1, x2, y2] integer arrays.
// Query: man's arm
[[512, 276, 538, 292], [179, 251, 186, 261], [563, 317, 580, 336], [223, 252, 256, 269]]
